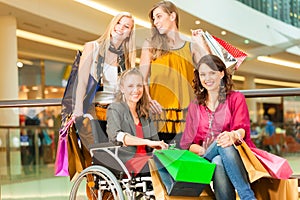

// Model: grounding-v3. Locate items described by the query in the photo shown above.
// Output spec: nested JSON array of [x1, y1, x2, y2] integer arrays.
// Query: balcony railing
[[0, 87, 299, 183]]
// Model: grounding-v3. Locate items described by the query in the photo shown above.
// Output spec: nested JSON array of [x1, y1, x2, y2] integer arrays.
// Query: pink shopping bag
[[54, 118, 74, 176], [250, 147, 293, 179]]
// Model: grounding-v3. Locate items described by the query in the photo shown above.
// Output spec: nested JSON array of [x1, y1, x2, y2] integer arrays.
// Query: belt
[[95, 103, 110, 109]]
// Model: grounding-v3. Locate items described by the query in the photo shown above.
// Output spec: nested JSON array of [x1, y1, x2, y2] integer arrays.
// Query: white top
[[94, 63, 118, 104]]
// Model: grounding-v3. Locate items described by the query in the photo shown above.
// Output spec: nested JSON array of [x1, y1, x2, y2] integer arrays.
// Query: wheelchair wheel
[[69, 165, 125, 200]]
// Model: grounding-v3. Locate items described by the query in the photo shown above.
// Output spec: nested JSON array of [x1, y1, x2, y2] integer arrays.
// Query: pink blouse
[[180, 91, 255, 149]]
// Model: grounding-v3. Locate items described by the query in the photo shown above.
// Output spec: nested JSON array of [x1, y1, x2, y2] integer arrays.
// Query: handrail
[[0, 88, 299, 108], [239, 88, 300, 98], [0, 98, 61, 108]]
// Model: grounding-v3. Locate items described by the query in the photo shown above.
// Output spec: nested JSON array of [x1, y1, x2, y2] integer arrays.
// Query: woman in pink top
[[180, 54, 256, 200]]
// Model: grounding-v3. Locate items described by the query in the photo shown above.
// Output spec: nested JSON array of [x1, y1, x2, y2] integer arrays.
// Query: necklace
[[206, 107, 215, 136]]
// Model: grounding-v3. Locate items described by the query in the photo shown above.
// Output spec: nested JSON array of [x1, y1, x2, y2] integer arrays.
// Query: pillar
[[243, 74, 257, 123], [0, 16, 21, 175]]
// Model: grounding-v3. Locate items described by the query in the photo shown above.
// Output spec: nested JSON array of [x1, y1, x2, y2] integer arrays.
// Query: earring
[[200, 87, 204, 93], [220, 79, 225, 89]]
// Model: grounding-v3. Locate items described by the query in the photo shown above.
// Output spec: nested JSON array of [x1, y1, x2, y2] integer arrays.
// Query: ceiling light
[[244, 39, 250, 44], [16, 61, 23, 68], [233, 75, 300, 87], [257, 56, 300, 69], [74, 0, 151, 28], [254, 78, 300, 87], [16, 29, 83, 51], [195, 20, 201, 25], [221, 31, 227, 35]]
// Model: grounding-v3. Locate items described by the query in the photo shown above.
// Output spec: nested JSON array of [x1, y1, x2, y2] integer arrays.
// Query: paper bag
[[251, 177, 298, 200], [236, 142, 270, 183], [148, 159, 215, 200], [154, 149, 215, 183], [251, 147, 293, 179]]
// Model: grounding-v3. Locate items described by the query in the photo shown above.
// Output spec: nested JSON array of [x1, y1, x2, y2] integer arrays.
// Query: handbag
[[54, 118, 74, 176], [235, 142, 270, 183], [60, 50, 81, 126], [251, 177, 298, 200], [154, 149, 215, 184], [250, 147, 293, 179]]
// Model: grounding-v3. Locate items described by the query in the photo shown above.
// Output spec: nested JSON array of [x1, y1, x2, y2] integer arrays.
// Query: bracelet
[[233, 130, 242, 141]]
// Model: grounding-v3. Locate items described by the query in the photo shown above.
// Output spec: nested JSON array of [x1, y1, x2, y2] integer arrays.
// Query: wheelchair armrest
[[88, 142, 121, 152]]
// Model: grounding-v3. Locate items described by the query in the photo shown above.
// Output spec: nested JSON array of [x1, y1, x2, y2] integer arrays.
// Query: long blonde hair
[[116, 68, 150, 118], [148, 1, 179, 60], [96, 12, 136, 68]]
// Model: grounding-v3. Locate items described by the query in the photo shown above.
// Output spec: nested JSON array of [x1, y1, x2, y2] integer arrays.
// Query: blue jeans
[[204, 141, 256, 200]]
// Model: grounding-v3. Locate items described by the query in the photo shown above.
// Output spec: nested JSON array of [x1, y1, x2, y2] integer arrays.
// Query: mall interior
[[0, 0, 300, 199]]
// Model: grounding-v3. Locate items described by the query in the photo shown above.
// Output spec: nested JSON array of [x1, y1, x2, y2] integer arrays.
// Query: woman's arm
[[122, 133, 168, 150], [139, 40, 162, 114], [73, 42, 94, 117], [190, 29, 211, 66]]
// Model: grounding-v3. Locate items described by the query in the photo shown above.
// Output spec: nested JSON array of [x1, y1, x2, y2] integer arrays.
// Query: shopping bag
[[250, 147, 293, 179], [54, 118, 74, 176], [251, 177, 298, 200], [148, 159, 215, 200], [68, 122, 86, 181], [235, 142, 270, 183], [154, 149, 215, 183], [202, 31, 237, 74], [153, 155, 208, 196], [212, 36, 247, 70], [60, 50, 81, 126]]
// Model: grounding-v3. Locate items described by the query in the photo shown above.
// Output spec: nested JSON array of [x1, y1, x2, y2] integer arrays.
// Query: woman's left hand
[[216, 131, 234, 148]]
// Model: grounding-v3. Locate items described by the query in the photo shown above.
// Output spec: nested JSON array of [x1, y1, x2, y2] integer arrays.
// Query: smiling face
[[111, 16, 134, 42], [198, 63, 224, 93], [152, 6, 176, 34], [121, 74, 144, 105]]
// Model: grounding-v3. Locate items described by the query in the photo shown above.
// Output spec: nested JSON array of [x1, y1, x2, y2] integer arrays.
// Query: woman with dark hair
[[139, 0, 209, 143], [107, 68, 168, 175], [180, 54, 256, 200]]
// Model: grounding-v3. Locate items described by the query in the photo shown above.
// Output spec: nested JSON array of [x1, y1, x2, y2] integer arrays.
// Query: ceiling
[[0, 0, 300, 85]]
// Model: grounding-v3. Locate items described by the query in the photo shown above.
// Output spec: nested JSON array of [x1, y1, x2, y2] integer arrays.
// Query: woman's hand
[[71, 112, 83, 122], [216, 131, 234, 148], [149, 99, 163, 114], [148, 140, 168, 150], [191, 29, 206, 46]]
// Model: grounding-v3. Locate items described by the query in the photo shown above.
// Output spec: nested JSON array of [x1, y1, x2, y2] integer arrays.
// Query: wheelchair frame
[[69, 114, 155, 200]]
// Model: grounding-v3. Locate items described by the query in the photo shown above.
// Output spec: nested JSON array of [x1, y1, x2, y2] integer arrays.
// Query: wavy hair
[[96, 12, 136, 68], [116, 68, 150, 118], [147, 1, 179, 60], [193, 54, 234, 105]]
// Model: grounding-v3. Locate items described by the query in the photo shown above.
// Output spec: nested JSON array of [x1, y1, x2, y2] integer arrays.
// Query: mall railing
[[0, 87, 299, 182]]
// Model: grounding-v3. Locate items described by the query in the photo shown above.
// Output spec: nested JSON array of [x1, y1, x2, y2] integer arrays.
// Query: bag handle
[[59, 117, 75, 138]]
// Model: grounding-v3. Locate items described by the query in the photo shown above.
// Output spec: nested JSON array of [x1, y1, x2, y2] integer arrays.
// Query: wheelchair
[[69, 114, 155, 200]]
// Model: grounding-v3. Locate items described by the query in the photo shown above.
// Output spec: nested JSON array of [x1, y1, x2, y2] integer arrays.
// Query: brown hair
[[117, 68, 150, 118], [193, 54, 234, 105], [147, 1, 179, 60]]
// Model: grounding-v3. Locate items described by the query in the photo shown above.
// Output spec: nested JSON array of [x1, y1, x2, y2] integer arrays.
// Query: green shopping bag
[[154, 149, 216, 184]]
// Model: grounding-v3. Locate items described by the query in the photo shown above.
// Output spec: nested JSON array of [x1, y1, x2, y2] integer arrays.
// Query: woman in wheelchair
[[106, 68, 169, 176]]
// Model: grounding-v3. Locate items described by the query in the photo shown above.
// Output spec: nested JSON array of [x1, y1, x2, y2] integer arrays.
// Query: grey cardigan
[[106, 101, 159, 163]]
